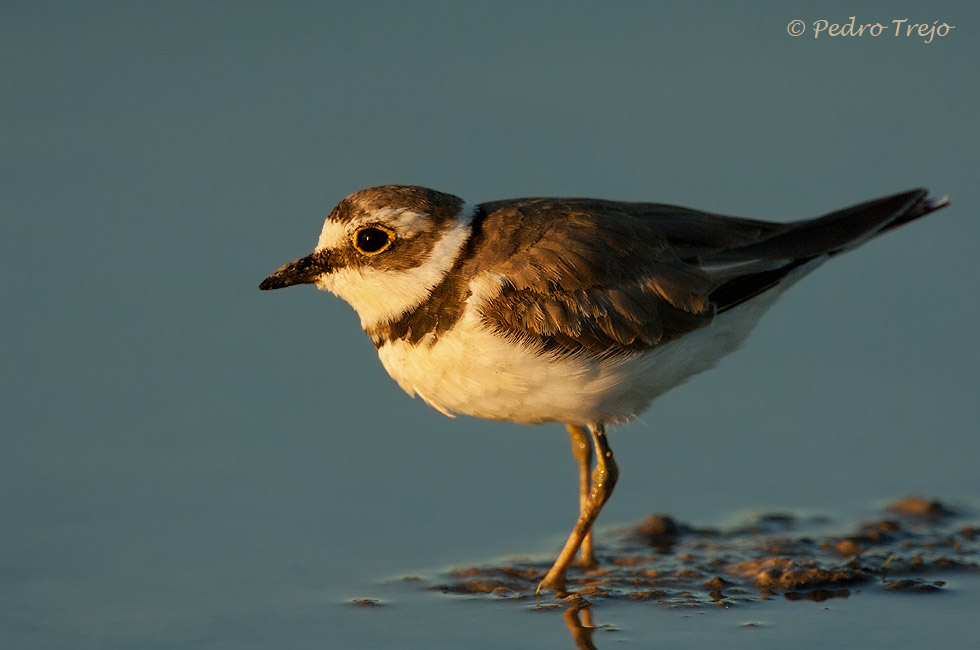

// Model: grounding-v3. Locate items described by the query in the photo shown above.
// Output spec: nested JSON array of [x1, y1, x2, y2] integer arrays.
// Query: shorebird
[[260, 185, 947, 593]]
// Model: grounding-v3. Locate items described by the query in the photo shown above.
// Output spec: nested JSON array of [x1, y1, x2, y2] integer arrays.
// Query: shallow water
[[343, 499, 980, 649], [378, 584, 980, 650], [6, 402, 977, 650], [341, 577, 980, 650], [431, 498, 977, 602]]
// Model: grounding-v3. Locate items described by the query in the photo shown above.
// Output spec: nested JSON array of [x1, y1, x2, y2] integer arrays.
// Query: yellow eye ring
[[352, 225, 396, 256]]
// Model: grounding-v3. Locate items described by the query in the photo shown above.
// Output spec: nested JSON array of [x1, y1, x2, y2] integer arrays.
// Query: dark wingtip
[[877, 189, 950, 234], [920, 192, 951, 213]]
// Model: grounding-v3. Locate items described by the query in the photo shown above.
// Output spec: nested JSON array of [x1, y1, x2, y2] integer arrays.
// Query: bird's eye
[[353, 225, 395, 255]]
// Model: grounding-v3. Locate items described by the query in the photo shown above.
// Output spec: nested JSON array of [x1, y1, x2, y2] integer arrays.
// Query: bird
[[259, 185, 948, 594]]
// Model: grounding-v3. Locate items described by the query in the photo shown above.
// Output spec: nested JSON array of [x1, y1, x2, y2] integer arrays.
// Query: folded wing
[[473, 190, 946, 358]]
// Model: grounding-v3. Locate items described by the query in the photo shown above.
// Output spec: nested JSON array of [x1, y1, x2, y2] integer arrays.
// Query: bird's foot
[[536, 575, 569, 599]]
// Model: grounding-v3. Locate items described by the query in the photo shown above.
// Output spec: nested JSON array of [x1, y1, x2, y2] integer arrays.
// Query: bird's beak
[[259, 252, 330, 290]]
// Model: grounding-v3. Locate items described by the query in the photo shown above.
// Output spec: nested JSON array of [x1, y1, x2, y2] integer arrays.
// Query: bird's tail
[[713, 189, 948, 263], [708, 189, 949, 313]]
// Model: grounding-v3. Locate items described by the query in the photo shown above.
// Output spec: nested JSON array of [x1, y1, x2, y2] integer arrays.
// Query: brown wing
[[471, 190, 944, 358], [470, 198, 756, 357]]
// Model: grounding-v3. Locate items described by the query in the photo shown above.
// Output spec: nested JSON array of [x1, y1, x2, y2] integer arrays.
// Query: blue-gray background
[[2, 1, 978, 648]]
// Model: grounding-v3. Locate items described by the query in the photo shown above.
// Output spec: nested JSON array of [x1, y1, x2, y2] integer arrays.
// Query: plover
[[260, 185, 948, 594]]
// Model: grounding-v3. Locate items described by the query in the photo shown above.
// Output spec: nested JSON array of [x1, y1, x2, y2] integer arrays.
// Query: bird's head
[[260, 185, 474, 329]]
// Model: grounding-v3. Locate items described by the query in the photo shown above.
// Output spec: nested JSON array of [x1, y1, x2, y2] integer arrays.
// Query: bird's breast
[[372, 284, 784, 426], [374, 306, 668, 425]]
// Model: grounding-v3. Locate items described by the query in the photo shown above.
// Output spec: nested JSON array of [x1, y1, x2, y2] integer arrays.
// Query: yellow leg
[[538, 423, 618, 595], [566, 424, 597, 569]]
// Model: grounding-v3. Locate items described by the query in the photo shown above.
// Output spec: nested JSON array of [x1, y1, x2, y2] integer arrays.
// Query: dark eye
[[353, 226, 394, 255]]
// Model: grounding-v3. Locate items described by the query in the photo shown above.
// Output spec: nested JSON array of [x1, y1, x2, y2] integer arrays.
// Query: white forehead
[[316, 207, 433, 251]]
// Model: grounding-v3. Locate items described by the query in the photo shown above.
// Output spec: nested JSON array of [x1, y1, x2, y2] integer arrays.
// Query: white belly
[[375, 285, 784, 425]]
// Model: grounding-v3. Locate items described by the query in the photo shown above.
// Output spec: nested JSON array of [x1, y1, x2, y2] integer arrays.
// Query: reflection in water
[[784, 589, 850, 602], [562, 603, 598, 650]]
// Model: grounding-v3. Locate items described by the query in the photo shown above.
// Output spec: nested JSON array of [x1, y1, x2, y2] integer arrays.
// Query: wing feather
[[470, 190, 945, 358], [473, 200, 719, 357]]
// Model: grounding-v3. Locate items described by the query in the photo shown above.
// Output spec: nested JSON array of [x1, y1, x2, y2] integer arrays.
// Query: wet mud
[[423, 498, 978, 607]]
